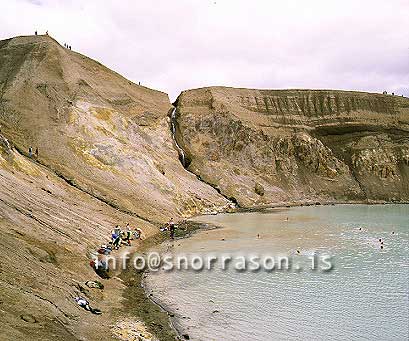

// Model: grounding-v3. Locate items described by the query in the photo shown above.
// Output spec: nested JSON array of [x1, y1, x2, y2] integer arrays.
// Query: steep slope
[[174, 87, 409, 206], [0, 132, 159, 340], [0, 35, 229, 222], [1, 34, 408, 340], [0, 35, 230, 341]]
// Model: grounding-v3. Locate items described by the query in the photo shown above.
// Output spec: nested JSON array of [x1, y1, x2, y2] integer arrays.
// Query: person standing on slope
[[169, 218, 176, 240]]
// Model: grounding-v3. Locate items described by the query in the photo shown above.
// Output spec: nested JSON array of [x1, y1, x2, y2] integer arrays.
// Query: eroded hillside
[[174, 87, 409, 206], [0, 35, 229, 341], [0, 131, 161, 339], [1, 34, 408, 341], [0, 35, 229, 222]]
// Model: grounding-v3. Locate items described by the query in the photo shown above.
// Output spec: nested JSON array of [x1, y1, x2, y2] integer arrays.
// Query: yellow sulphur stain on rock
[[68, 138, 111, 171], [111, 319, 158, 341], [13, 155, 41, 176], [91, 107, 113, 121]]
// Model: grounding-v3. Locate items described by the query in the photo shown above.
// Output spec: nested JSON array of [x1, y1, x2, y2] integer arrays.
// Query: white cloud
[[1, 0, 408, 101]]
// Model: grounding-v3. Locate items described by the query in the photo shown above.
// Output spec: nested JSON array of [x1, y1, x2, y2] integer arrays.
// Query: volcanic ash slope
[[0, 35, 229, 223]]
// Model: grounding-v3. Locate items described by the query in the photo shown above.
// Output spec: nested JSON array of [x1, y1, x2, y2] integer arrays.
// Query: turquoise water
[[146, 205, 409, 340]]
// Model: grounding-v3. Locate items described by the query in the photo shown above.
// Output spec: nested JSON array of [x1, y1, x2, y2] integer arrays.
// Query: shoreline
[[141, 221, 223, 340], [117, 220, 219, 340], [228, 199, 409, 214], [117, 201, 408, 340]]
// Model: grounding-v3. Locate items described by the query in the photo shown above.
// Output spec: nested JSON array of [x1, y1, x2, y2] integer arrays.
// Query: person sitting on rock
[[112, 233, 121, 249], [97, 244, 112, 255], [89, 258, 109, 279], [133, 227, 143, 240]]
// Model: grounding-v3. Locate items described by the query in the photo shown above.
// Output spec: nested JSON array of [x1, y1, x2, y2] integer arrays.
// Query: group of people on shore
[[90, 218, 179, 278], [89, 223, 143, 277], [85, 219, 178, 314], [110, 223, 143, 250]]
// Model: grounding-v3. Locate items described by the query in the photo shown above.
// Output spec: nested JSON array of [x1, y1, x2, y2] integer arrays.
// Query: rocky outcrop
[[1, 35, 408, 341], [174, 87, 409, 206], [0, 36, 229, 222], [0, 36, 228, 341]]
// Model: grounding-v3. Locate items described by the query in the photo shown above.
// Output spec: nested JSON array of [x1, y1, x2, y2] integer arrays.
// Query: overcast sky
[[1, 0, 408, 101]]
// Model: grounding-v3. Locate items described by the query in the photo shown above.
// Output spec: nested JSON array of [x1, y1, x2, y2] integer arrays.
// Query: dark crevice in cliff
[[12, 145, 159, 225], [169, 107, 191, 168], [169, 104, 238, 207], [348, 167, 368, 199]]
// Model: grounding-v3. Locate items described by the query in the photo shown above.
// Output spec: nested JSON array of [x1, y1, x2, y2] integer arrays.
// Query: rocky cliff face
[[1, 34, 408, 340], [174, 87, 409, 206], [0, 36, 228, 340], [0, 36, 229, 223]]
